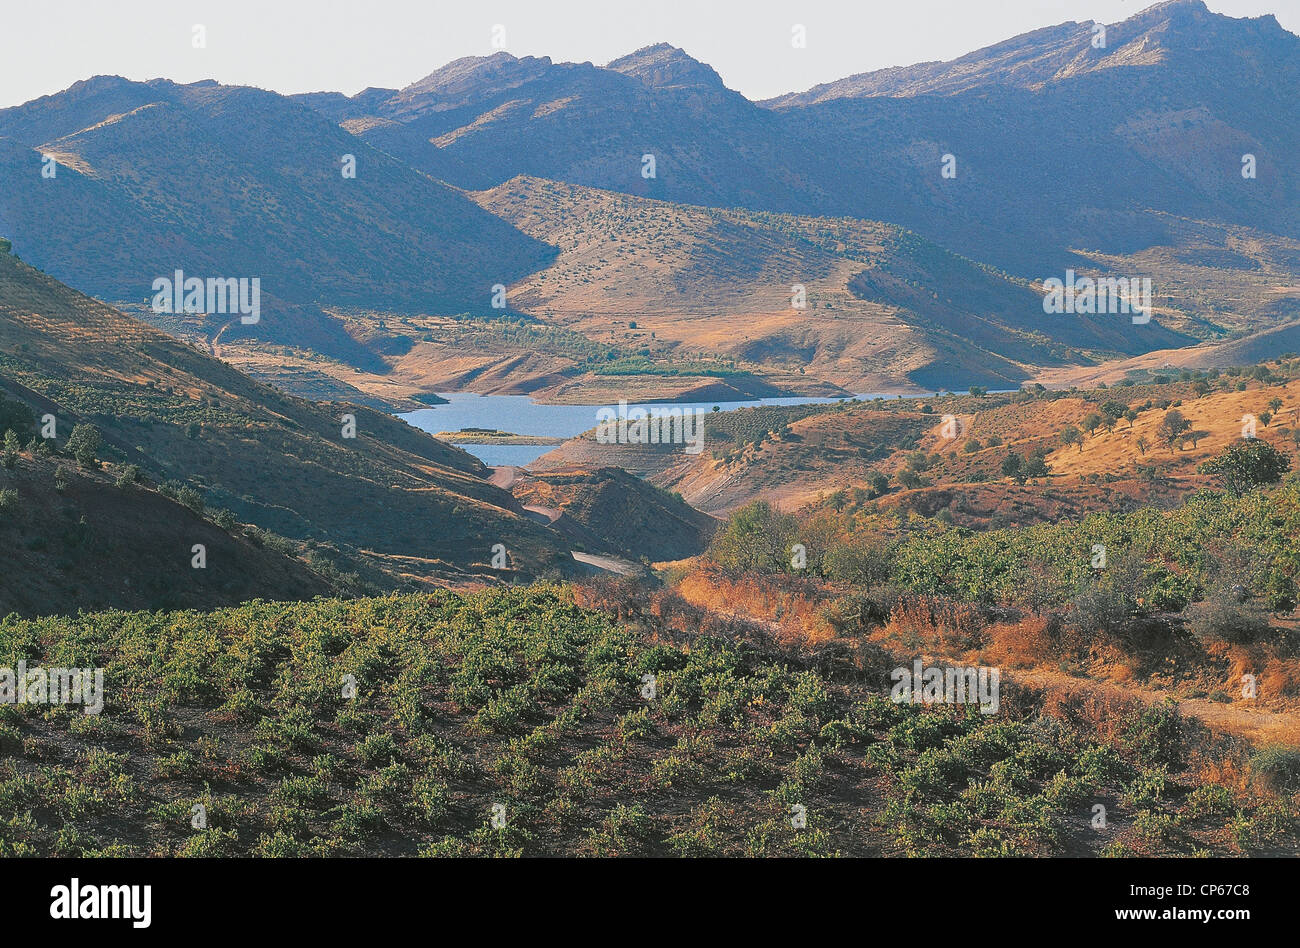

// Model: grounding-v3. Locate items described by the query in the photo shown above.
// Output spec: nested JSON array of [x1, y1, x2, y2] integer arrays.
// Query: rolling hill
[[0, 247, 574, 588], [295, 1, 1299, 281], [0, 2, 1294, 403], [0, 77, 556, 366]]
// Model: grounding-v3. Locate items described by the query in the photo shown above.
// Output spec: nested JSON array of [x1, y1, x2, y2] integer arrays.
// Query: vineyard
[[0, 586, 1295, 857]]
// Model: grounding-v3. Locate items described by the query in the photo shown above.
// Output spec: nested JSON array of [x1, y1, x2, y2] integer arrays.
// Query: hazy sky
[[2, 0, 1296, 108]]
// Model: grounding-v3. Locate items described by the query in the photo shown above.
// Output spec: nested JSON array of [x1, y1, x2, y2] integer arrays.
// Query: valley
[[0, 0, 1297, 868]]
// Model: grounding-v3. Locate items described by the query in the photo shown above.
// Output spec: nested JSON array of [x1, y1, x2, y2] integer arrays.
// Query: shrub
[[1, 430, 20, 469], [1250, 747, 1300, 793], [1183, 589, 1270, 646], [0, 397, 34, 440], [1122, 702, 1185, 771], [114, 464, 141, 488], [1198, 440, 1291, 495]]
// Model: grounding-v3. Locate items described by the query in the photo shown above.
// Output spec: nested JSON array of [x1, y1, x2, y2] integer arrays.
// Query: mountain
[[291, 1, 1299, 280], [291, 46, 810, 213], [765, 0, 1294, 102], [606, 43, 732, 93], [470, 176, 1193, 392], [0, 77, 557, 366], [2, 1, 1296, 400], [0, 248, 575, 588]]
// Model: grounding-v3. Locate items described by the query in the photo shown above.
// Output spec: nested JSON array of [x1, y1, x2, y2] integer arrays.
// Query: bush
[[1250, 747, 1300, 793], [1123, 701, 1185, 771], [1198, 440, 1291, 495], [0, 397, 34, 440], [114, 464, 141, 488], [1, 430, 19, 469], [1184, 589, 1270, 646], [67, 424, 102, 467], [1069, 555, 1148, 634]]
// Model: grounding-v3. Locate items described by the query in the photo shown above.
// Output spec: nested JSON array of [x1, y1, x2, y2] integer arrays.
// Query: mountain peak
[[1135, 0, 1208, 15], [606, 43, 727, 93], [765, 0, 1294, 105], [401, 51, 556, 99]]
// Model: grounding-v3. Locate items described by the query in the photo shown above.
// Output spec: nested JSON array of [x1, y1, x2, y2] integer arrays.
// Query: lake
[[398, 391, 909, 467]]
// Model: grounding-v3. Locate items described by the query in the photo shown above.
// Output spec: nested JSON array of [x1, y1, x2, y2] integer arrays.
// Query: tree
[[1, 429, 19, 469], [1198, 440, 1291, 495], [1268, 397, 1283, 414], [1022, 452, 1050, 479], [968, 385, 987, 397], [864, 470, 890, 499], [1259, 411, 1273, 428], [1100, 400, 1127, 420], [1124, 409, 1139, 429], [0, 396, 35, 439], [1061, 426, 1083, 453], [1082, 412, 1105, 436], [1000, 452, 1026, 484], [1156, 409, 1190, 449], [1185, 429, 1209, 449], [67, 423, 102, 467], [1135, 435, 1151, 456], [708, 501, 798, 572], [897, 468, 925, 490], [1191, 379, 1210, 398]]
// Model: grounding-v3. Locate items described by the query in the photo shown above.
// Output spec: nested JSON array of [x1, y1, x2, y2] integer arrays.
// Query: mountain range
[[1, 0, 1297, 395]]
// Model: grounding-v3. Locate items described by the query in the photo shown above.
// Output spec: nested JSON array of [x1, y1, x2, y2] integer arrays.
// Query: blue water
[[400, 391, 906, 467]]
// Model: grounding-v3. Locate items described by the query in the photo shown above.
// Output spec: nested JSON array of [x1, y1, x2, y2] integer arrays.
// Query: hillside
[[1, 585, 1294, 857], [507, 466, 719, 562], [0, 250, 574, 586], [0, 449, 336, 617], [290, 2, 1300, 281], [0, 77, 556, 365], [466, 176, 1189, 394], [532, 364, 1300, 523]]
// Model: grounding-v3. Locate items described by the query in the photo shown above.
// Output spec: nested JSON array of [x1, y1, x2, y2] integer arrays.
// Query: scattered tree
[[67, 423, 102, 467], [1198, 440, 1291, 495], [1156, 409, 1190, 449], [1000, 452, 1027, 484], [0, 397, 35, 439], [1, 430, 19, 469]]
